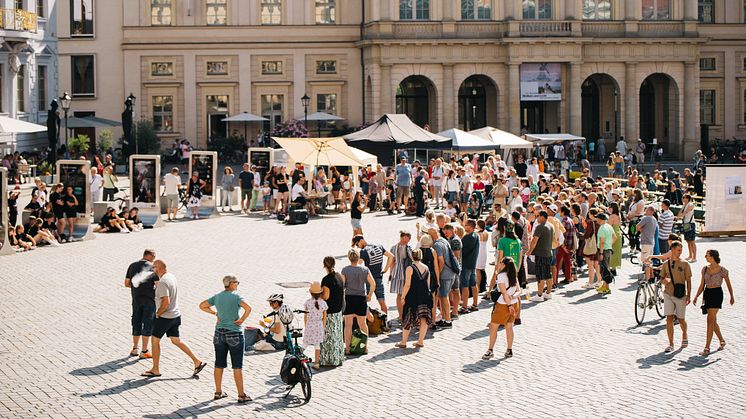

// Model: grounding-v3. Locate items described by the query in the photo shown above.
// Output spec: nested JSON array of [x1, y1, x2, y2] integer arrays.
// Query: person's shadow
[[462, 357, 505, 373], [142, 397, 237, 418], [69, 356, 139, 376], [677, 355, 720, 371], [78, 376, 194, 398], [636, 348, 681, 369]]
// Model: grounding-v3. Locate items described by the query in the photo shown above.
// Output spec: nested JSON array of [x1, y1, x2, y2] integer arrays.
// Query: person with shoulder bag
[[483, 257, 521, 360], [692, 249, 735, 357], [660, 241, 692, 353]]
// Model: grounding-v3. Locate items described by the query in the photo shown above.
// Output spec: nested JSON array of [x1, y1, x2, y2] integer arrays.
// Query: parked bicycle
[[634, 259, 665, 325], [273, 306, 312, 402]]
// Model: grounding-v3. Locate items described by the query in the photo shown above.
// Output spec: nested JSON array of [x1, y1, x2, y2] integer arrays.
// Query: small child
[[303, 282, 328, 369], [261, 181, 272, 213], [444, 201, 457, 220]]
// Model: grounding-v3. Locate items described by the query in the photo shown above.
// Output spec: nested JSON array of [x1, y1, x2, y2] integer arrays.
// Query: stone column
[[683, 0, 698, 20], [624, 62, 638, 146], [380, 64, 392, 115], [508, 63, 521, 134], [683, 61, 699, 158], [442, 64, 455, 130], [570, 62, 582, 135]]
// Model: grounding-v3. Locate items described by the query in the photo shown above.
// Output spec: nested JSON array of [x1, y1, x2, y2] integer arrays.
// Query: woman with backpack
[[483, 257, 521, 359], [396, 249, 433, 349]]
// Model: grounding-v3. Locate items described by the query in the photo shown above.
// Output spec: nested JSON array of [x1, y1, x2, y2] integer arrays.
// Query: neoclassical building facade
[[57, 0, 746, 158]]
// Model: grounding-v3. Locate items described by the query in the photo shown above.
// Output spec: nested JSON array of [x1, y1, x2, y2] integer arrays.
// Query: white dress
[[303, 298, 328, 347], [476, 233, 489, 270]]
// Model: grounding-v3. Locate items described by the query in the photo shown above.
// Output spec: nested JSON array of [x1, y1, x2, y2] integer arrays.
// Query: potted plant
[[38, 161, 53, 184]]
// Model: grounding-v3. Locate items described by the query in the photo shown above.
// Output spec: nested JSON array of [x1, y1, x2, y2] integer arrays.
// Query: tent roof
[[350, 146, 378, 167], [469, 127, 533, 148], [525, 133, 585, 146], [344, 114, 449, 144], [436, 128, 496, 151], [272, 137, 364, 167], [298, 112, 345, 122], [222, 112, 268, 122], [0, 116, 47, 134], [62, 116, 121, 129]]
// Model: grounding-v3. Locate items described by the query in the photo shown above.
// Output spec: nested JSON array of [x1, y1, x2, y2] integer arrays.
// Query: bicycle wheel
[[654, 283, 665, 319], [634, 285, 647, 325], [629, 251, 639, 265], [300, 364, 312, 402]]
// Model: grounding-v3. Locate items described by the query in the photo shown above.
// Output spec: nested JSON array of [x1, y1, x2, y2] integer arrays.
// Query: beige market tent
[[469, 126, 533, 148], [350, 147, 378, 167]]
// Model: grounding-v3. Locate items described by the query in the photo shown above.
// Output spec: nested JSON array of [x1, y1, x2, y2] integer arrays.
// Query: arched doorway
[[458, 75, 498, 131], [639, 73, 679, 156], [581, 73, 620, 156], [396, 76, 436, 128]]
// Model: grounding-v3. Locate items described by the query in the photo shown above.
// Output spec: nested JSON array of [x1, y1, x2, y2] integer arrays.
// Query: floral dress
[[303, 298, 328, 347]]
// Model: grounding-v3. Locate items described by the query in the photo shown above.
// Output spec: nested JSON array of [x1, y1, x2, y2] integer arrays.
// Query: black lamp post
[[128, 93, 137, 154], [60, 92, 71, 150], [301, 93, 310, 137]]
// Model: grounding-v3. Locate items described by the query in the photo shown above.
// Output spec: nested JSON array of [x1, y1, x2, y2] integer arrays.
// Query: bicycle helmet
[[278, 304, 294, 325], [267, 293, 284, 303]]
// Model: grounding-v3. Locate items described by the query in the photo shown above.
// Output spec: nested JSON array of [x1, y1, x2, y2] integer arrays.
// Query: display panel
[[251, 150, 271, 179], [59, 163, 87, 214], [190, 155, 214, 196], [132, 159, 157, 204], [520, 63, 562, 101]]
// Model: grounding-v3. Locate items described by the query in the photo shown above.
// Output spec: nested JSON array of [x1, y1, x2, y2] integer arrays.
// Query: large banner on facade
[[520, 63, 562, 101], [703, 165, 746, 234]]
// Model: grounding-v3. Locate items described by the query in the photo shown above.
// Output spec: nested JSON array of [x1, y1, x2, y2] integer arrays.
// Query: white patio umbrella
[[0, 115, 47, 133], [222, 112, 268, 142], [296, 112, 345, 137]]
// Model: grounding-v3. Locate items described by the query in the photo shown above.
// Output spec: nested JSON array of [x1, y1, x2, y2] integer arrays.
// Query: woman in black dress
[[275, 166, 290, 214], [396, 249, 433, 349], [418, 234, 440, 327]]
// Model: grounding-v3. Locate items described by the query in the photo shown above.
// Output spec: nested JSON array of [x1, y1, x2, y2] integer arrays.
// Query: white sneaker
[[543, 293, 553, 300], [530, 294, 545, 302], [195, 215, 200, 219], [120, 228, 129, 233]]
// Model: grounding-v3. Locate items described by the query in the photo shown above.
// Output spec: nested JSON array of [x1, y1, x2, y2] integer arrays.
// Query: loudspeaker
[[287, 208, 308, 225]]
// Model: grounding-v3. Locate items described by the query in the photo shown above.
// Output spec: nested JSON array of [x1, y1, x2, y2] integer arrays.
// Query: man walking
[[125, 249, 158, 359], [527, 211, 555, 302], [635, 139, 646, 168], [459, 220, 480, 312], [595, 213, 617, 294], [142, 260, 206, 378], [658, 199, 674, 254], [395, 157, 412, 213], [238, 163, 254, 213], [163, 168, 181, 221], [660, 242, 692, 352], [354, 235, 394, 315]]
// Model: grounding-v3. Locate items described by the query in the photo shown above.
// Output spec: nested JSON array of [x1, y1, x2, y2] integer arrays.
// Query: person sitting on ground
[[254, 294, 287, 351], [14, 224, 36, 250], [123, 208, 144, 231], [27, 216, 60, 247], [95, 207, 130, 233]]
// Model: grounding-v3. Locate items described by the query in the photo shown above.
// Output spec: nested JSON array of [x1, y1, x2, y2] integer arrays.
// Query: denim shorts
[[367, 276, 386, 300], [351, 218, 362, 230], [459, 268, 476, 289], [438, 276, 455, 297], [214, 328, 244, 369], [131, 304, 155, 336]]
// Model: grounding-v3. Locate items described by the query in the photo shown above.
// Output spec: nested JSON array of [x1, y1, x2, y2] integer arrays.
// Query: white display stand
[[188, 151, 219, 218], [702, 165, 746, 236], [56, 160, 94, 241], [248, 147, 274, 180], [129, 155, 165, 228], [0, 168, 13, 256]]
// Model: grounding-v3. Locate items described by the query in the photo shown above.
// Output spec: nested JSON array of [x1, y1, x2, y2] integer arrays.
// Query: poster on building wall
[[725, 176, 742, 200], [520, 63, 562, 101]]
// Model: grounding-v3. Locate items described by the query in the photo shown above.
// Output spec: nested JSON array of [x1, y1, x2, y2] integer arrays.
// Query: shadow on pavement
[[366, 347, 411, 363], [560, 288, 593, 298], [69, 356, 140, 376], [569, 293, 607, 305], [462, 357, 505, 373], [143, 398, 235, 418], [250, 384, 310, 411], [462, 328, 490, 341], [78, 376, 194, 398], [636, 349, 681, 369], [677, 355, 720, 371], [624, 322, 667, 336]]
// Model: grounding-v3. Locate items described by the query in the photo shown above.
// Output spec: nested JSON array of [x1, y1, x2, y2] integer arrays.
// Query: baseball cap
[[596, 213, 608, 221], [611, 189, 621, 196], [548, 204, 558, 213]]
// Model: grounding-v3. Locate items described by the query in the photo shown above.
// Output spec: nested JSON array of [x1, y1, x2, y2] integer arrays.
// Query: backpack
[[444, 242, 461, 276], [367, 307, 388, 336]]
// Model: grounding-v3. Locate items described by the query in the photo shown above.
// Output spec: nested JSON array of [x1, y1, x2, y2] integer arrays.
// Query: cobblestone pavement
[[1, 209, 744, 418]]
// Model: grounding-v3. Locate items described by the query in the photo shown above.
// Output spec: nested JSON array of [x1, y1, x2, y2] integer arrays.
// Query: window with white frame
[[152, 96, 174, 132], [700, 90, 715, 125], [261, 61, 283, 75], [583, 0, 611, 20], [699, 57, 716, 71], [151, 0, 172, 26], [206, 0, 227, 25], [316, 93, 337, 114], [316, 60, 337, 74], [70, 0, 94, 36], [698, 0, 713, 23], [523, 0, 552, 20], [461, 0, 491, 20], [315, 0, 335, 24], [37, 65, 47, 111], [642, 0, 670, 20], [16, 65, 25, 113], [400, 0, 429, 20], [261, 0, 282, 25], [261, 94, 283, 131]]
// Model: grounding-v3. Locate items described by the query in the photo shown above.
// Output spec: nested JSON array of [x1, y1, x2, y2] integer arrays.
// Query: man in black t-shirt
[[354, 235, 394, 315], [124, 249, 158, 359], [238, 163, 254, 213]]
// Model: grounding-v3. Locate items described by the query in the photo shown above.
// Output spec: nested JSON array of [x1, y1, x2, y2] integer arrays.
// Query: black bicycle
[[634, 259, 665, 325], [273, 308, 312, 402]]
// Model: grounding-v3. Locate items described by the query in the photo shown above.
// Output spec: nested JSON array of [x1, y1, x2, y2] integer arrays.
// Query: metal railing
[[0, 8, 37, 33], [519, 20, 571, 36]]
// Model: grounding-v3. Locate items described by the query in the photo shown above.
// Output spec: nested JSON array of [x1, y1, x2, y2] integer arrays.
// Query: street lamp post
[[301, 93, 310, 137], [128, 93, 137, 154], [60, 92, 71, 151]]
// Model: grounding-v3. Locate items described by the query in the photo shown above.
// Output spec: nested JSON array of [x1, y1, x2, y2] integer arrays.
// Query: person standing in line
[[396, 249, 433, 349], [250, 165, 262, 211], [125, 249, 157, 359], [198, 275, 252, 403], [418, 234, 441, 328], [340, 249, 375, 355], [692, 249, 735, 357], [475, 220, 490, 293], [678, 194, 697, 262], [430, 158, 445, 209], [142, 260, 207, 378], [483, 257, 521, 360], [186, 171, 206, 220], [459, 219, 480, 313], [163, 168, 182, 222], [102, 165, 118, 201], [220, 167, 236, 212], [444, 224, 463, 321], [89, 167, 103, 215], [413, 169, 428, 217], [395, 157, 413, 213], [320, 256, 345, 367], [527, 211, 555, 302], [637, 205, 658, 280], [660, 242, 692, 353], [430, 228, 455, 329], [657, 199, 674, 255], [595, 213, 617, 294], [635, 139, 646, 167], [608, 202, 623, 274], [386, 230, 414, 323], [554, 206, 575, 285], [354, 235, 394, 316], [237, 163, 253, 213]]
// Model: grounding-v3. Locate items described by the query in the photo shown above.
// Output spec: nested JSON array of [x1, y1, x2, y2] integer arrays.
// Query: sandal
[[129, 347, 139, 357], [414, 342, 424, 348], [469, 305, 479, 312], [214, 391, 227, 400], [141, 371, 161, 378], [395, 343, 407, 349], [719, 341, 726, 350], [699, 348, 710, 357], [458, 307, 469, 315], [482, 349, 494, 360], [681, 339, 688, 349], [192, 362, 207, 377], [664, 345, 674, 353], [237, 394, 252, 404]]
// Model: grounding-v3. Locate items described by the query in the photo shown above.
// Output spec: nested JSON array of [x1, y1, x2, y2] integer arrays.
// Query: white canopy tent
[[436, 128, 497, 151], [524, 133, 585, 146], [469, 126, 533, 148], [0, 116, 47, 134], [350, 147, 378, 167]]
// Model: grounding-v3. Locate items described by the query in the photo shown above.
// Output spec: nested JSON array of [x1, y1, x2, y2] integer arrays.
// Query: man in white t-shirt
[[430, 158, 445, 209], [163, 168, 182, 221]]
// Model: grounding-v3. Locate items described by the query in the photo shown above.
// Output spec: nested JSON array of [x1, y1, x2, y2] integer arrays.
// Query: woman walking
[[388, 230, 414, 323], [679, 194, 697, 262], [198, 275, 252, 403], [396, 249, 433, 349], [608, 202, 623, 273], [483, 257, 521, 359], [220, 167, 235, 212], [692, 249, 735, 356], [320, 256, 345, 367], [475, 219, 490, 293]]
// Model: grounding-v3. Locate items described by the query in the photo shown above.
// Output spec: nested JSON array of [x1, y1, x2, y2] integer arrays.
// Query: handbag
[[668, 260, 686, 299], [489, 285, 501, 303], [700, 267, 708, 315], [583, 231, 597, 255]]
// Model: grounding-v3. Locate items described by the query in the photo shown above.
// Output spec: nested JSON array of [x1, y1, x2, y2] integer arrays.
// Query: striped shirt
[[658, 209, 674, 239]]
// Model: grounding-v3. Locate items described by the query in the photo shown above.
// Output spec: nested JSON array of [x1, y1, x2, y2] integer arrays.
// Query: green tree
[[68, 134, 90, 158], [98, 129, 113, 154], [134, 119, 162, 155]]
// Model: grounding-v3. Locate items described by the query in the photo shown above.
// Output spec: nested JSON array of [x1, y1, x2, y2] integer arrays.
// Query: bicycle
[[634, 259, 665, 325], [272, 308, 312, 402]]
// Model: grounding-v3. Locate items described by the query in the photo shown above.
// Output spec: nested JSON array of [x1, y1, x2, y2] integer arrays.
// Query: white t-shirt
[[90, 174, 103, 193], [163, 173, 181, 195], [496, 272, 520, 305], [291, 183, 305, 201]]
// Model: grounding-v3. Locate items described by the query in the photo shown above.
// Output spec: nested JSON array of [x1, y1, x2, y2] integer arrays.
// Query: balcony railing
[[638, 21, 684, 37], [1, 8, 37, 33], [581, 21, 626, 37], [519, 20, 571, 36]]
